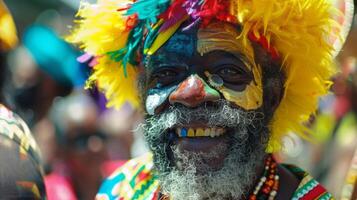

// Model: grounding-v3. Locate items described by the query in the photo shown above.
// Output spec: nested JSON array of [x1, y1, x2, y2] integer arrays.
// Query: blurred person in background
[[304, 6, 357, 198], [310, 57, 357, 199], [45, 91, 111, 200], [4, 25, 90, 173], [99, 104, 149, 160], [43, 89, 146, 199], [339, 62, 357, 199], [2, 19, 141, 199], [5, 25, 88, 126], [0, 0, 46, 198]]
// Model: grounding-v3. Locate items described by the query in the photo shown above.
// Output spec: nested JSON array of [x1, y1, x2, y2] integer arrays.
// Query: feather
[[143, 19, 164, 54], [147, 15, 188, 55], [126, 0, 170, 24]]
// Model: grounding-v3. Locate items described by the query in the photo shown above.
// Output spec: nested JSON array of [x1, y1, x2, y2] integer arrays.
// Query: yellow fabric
[[0, 0, 18, 51], [69, 0, 341, 152]]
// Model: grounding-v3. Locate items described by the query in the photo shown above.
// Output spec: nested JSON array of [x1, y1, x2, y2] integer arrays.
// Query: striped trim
[[97, 156, 334, 200], [290, 169, 333, 200]]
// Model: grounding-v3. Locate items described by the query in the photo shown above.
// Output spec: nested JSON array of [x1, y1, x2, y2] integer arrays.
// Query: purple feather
[[77, 53, 92, 63], [159, 8, 187, 32]]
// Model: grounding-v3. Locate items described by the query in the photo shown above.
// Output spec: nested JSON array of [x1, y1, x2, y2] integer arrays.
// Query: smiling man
[[69, 0, 350, 199]]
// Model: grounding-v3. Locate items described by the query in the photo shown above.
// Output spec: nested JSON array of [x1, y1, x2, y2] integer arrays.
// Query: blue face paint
[[144, 34, 191, 115], [165, 33, 195, 57], [146, 85, 178, 115]]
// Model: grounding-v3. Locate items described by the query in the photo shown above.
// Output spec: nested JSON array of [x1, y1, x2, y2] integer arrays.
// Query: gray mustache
[[145, 100, 265, 133]]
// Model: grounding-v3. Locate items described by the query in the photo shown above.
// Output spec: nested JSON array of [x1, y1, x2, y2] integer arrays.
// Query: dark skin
[[143, 22, 299, 199]]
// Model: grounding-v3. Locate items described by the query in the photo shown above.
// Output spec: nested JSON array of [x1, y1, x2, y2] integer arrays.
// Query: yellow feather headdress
[[68, 0, 353, 151]]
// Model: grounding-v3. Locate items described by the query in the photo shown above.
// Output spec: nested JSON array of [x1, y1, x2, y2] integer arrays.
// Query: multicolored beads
[[249, 155, 280, 200]]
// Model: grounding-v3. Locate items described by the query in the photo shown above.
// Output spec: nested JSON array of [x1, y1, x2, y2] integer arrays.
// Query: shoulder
[[0, 104, 46, 199], [283, 164, 334, 200], [0, 104, 41, 163], [96, 152, 160, 200]]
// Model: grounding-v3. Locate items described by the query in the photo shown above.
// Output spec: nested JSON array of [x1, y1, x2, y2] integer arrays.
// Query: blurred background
[[1, 0, 357, 199], [1, 0, 148, 199]]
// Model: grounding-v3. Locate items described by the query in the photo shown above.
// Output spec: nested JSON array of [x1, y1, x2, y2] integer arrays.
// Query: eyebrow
[[197, 24, 255, 67], [197, 36, 254, 61], [146, 57, 189, 76], [155, 63, 189, 70], [149, 53, 189, 68], [201, 50, 254, 72]]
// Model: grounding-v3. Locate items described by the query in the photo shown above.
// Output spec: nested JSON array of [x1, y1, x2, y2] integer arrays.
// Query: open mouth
[[168, 125, 232, 172], [175, 127, 226, 138]]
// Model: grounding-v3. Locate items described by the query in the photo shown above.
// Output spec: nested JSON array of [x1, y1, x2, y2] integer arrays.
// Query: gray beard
[[142, 100, 270, 200]]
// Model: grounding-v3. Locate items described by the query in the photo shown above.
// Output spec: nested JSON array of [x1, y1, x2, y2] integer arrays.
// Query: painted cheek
[[213, 66, 263, 110], [145, 85, 178, 115], [169, 75, 220, 107]]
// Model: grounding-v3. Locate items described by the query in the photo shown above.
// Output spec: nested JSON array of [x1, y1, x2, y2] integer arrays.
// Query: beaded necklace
[[249, 155, 280, 200]]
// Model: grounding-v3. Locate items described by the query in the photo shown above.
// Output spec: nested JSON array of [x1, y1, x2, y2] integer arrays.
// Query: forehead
[[148, 22, 254, 65]]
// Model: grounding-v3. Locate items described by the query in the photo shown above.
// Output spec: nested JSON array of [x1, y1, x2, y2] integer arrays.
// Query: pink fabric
[[45, 173, 77, 200]]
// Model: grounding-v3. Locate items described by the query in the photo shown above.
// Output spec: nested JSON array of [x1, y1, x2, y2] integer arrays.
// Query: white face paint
[[146, 85, 178, 115]]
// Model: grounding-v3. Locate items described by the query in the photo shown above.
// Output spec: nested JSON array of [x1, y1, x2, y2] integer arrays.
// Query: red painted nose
[[169, 75, 219, 107]]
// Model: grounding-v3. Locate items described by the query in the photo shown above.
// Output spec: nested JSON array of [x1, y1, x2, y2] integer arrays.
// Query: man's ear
[[263, 75, 284, 119], [251, 42, 285, 121]]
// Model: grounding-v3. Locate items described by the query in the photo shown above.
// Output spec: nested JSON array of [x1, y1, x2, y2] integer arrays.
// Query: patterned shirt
[[0, 104, 46, 199], [96, 153, 332, 200]]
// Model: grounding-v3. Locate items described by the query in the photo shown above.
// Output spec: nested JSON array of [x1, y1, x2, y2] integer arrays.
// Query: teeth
[[210, 128, 215, 137], [204, 128, 211, 137], [176, 127, 225, 138], [188, 128, 195, 137], [217, 128, 224, 136], [196, 128, 205, 136], [176, 128, 182, 137]]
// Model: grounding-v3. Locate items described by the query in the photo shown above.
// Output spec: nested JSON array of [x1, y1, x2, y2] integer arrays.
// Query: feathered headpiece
[[68, 0, 353, 151]]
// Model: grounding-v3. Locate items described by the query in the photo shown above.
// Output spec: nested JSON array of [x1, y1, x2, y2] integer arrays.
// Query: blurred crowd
[[0, 0, 148, 199], [0, 0, 357, 199]]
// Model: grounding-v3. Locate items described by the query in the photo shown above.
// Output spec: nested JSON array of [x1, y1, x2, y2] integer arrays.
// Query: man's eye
[[214, 65, 252, 84], [218, 67, 241, 76], [151, 69, 179, 87], [154, 69, 177, 79]]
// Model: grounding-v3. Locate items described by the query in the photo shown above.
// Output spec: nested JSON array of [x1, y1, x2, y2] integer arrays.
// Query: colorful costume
[[68, 0, 353, 199], [96, 153, 333, 200]]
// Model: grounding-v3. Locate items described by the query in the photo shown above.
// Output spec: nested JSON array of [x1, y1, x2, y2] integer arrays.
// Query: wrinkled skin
[[139, 21, 298, 200]]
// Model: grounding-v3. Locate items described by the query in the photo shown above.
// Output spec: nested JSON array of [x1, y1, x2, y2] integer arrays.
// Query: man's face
[[142, 21, 281, 199]]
